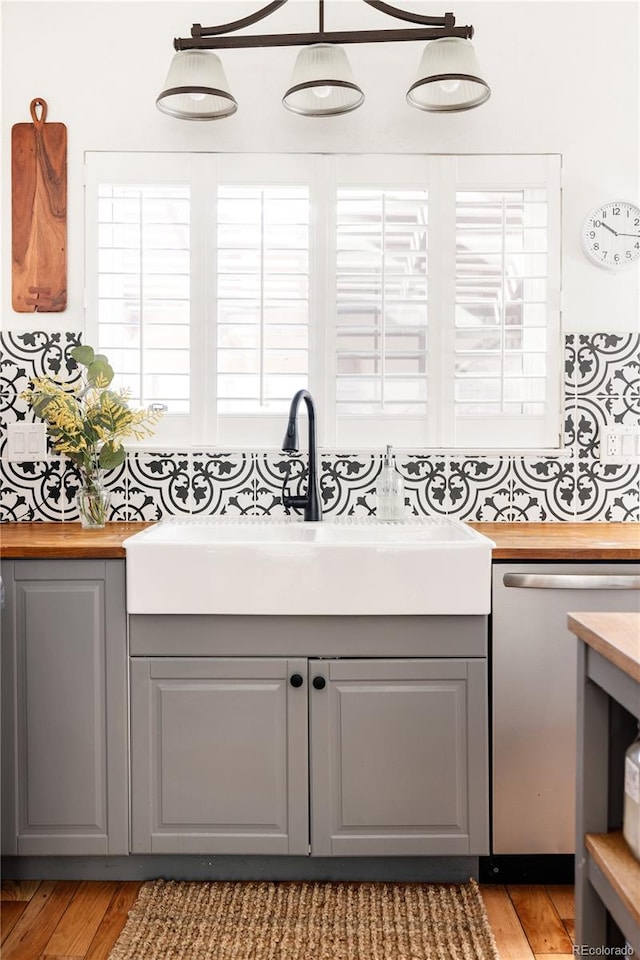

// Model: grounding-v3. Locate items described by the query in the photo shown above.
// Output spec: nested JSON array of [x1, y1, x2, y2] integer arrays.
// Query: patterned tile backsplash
[[1, 331, 638, 522]]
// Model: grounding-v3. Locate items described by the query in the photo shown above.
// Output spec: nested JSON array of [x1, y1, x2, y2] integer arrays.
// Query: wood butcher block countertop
[[469, 522, 640, 560], [0, 520, 639, 560], [0, 521, 154, 559]]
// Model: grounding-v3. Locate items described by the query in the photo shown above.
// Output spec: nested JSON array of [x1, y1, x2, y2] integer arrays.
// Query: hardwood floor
[[481, 884, 575, 959], [1, 879, 575, 959]]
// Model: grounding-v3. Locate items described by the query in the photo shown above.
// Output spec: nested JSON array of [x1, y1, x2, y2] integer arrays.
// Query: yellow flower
[[20, 345, 163, 484]]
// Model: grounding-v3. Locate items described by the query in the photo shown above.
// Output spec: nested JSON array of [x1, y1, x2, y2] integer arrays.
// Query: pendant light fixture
[[158, 0, 490, 121], [407, 37, 490, 112], [281, 0, 363, 117], [156, 49, 237, 120], [283, 43, 364, 116]]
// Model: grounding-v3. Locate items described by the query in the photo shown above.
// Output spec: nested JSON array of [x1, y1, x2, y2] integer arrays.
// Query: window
[[85, 152, 561, 450]]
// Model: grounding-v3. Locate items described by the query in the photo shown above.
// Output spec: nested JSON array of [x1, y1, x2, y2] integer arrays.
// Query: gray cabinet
[[130, 657, 309, 855], [0, 559, 128, 856], [310, 658, 488, 856], [130, 650, 488, 857]]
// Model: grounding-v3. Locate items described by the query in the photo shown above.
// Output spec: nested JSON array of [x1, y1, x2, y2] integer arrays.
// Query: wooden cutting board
[[12, 98, 67, 312]]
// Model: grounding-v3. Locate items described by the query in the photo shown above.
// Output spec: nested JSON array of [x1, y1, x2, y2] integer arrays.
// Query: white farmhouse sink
[[123, 517, 494, 616]]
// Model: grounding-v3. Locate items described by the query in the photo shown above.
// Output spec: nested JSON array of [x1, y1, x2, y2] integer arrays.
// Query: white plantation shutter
[[216, 185, 309, 416], [448, 155, 561, 448], [331, 155, 432, 448], [96, 183, 191, 412], [85, 153, 208, 446], [213, 154, 316, 447], [335, 188, 429, 434], [85, 152, 561, 451], [454, 192, 548, 416]]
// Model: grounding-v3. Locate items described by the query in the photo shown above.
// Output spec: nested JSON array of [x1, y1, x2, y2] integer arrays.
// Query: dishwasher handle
[[503, 573, 640, 590]]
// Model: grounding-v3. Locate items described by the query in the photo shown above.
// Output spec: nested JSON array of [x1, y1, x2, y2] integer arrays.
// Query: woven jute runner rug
[[108, 878, 500, 960]]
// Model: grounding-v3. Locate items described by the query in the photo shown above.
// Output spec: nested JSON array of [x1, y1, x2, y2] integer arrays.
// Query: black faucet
[[281, 389, 322, 522]]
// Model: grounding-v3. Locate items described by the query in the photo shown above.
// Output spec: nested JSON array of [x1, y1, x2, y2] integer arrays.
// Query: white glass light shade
[[283, 44, 364, 116], [407, 38, 490, 112], [156, 50, 237, 120]]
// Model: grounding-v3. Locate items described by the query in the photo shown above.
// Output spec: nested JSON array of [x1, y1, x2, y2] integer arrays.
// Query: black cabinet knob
[[312, 676, 326, 690], [290, 673, 304, 688]]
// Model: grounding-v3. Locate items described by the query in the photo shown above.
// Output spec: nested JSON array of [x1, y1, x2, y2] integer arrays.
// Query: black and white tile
[[446, 458, 511, 520], [319, 454, 380, 517], [126, 453, 192, 520], [569, 333, 640, 519], [0, 458, 66, 522], [1, 331, 81, 383], [192, 453, 255, 516], [572, 397, 607, 460], [574, 333, 640, 398], [252, 452, 306, 518], [397, 456, 448, 517], [576, 461, 640, 522], [510, 457, 576, 521]]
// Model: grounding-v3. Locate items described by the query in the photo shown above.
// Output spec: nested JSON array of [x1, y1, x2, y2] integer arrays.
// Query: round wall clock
[[582, 200, 640, 271]]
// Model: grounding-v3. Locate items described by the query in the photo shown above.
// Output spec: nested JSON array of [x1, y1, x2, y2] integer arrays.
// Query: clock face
[[582, 200, 640, 270]]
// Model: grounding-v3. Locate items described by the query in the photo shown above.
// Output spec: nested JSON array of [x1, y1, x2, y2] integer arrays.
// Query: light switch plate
[[5, 422, 48, 461], [600, 427, 640, 464]]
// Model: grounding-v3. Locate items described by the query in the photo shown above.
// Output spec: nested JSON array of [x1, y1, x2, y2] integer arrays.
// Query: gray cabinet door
[[0, 559, 128, 856], [309, 658, 488, 856], [130, 657, 309, 855]]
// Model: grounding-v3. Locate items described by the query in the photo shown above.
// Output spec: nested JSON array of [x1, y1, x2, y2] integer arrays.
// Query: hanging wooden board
[[12, 98, 67, 312]]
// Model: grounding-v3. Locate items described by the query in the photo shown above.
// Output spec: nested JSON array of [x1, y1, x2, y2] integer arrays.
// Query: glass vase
[[77, 484, 111, 529]]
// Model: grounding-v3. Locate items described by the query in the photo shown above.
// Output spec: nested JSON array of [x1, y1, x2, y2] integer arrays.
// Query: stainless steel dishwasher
[[492, 561, 640, 855]]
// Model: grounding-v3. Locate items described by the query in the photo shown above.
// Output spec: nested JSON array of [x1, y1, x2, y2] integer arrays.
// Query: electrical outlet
[[600, 427, 640, 464], [5, 423, 48, 462]]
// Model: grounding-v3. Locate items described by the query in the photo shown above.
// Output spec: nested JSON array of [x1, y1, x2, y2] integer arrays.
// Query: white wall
[[2, 0, 639, 333]]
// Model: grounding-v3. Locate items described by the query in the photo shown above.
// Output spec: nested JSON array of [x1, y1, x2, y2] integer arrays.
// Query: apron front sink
[[123, 517, 494, 615]]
